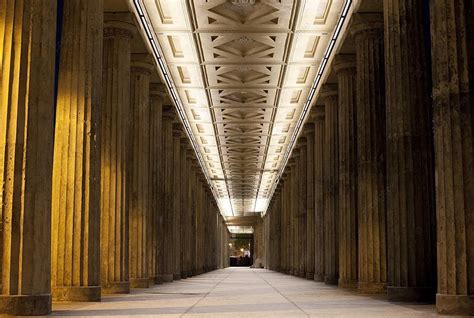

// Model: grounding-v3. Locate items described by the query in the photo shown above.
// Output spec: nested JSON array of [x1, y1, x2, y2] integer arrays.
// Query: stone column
[[180, 139, 189, 279], [321, 84, 339, 285], [430, 0, 474, 315], [129, 55, 153, 289], [51, 0, 103, 302], [188, 150, 198, 277], [351, 13, 387, 294], [312, 106, 325, 282], [384, 0, 437, 302], [304, 124, 315, 280], [333, 55, 358, 289], [162, 106, 175, 282], [172, 124, 182, 280], [148, 84, 165, 285], [288, 158, 297, 276], [0, 1, 56, 315], [280, 177, 288, 273], [100, 14, 135, 295], [298, 141, 307, 278]]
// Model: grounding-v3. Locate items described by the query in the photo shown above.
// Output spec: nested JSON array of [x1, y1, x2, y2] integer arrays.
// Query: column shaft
[[352, 13, 387, 294], [313, 107, 325, 281], [129, 58, 153, 288], [100, 15, 135, 294], [322, 85, 339, 285], [305, 126, 315, 280], [298, 143, 307, 278], [334, 55, 358, 289], [51, 0, 103, 301], [384, 0, 437, 301], [430, 0, 474, 315], [172, 125, 182, 280], [0, 0, 56, 314]]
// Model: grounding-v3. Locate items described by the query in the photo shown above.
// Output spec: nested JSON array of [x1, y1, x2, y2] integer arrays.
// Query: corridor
[[53, 268, 436, 317]]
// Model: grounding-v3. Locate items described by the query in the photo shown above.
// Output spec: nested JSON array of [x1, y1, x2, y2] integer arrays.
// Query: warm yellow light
[[240, 248, 244, 252], [228, 243, 232, 247]]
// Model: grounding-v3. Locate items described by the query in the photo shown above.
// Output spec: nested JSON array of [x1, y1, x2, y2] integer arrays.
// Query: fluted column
[[298, 141, 307, 278], [0, 1, 56, 314], [288, 158, 297, 276], [351, 13, 387, 294], [321, 84, 339, 285], [129, 56, 153, 289], [430, 0, 474, 315], [384, 0, 436, 302], [51, 0, 103, 302], [312, 106, 325, 282], [180, 139, 189, 278], [100, 14, 135, 295], [172, 124, 182, 280], [149, 84, 165, 285], [162, 106, 175, 282], [304, 124, 316, 280], [334, 55, 358, 289]]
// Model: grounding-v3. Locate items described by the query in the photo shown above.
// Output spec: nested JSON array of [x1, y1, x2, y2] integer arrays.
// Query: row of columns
[[264, 1, 473, 316], [0, 3, 229, 316]]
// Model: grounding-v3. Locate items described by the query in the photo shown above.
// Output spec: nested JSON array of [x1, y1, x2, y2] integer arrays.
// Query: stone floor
[[51, 268, 455, 317]]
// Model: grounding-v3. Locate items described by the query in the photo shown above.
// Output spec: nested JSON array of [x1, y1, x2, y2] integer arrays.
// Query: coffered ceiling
[[130, 0, 348, 217]]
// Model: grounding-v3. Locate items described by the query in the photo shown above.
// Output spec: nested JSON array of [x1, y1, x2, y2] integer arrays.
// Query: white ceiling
[[130, 0, 346, 217]]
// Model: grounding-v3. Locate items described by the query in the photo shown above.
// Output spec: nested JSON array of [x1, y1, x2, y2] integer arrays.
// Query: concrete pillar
[[148, 84, 165, 285], [430, 0, 474, 315], [129, 55, 153, 289], [384, 0, 437, 302], [351, 13, 387, 294], [312, 106, 325, 282], [321, 84, 339, 285], [0, 1, 56, 314], [162, 107, 175, 282], [100, 14, 135, 295], [51, 0, 103, 302], [304, 124, 315, 280], [333, 55, 358, 289], [172, 124, 182, 280]]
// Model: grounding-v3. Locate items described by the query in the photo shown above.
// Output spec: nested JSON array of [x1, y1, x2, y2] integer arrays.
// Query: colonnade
[[264, 1, 473, 316], [0, 2, 229, 316]]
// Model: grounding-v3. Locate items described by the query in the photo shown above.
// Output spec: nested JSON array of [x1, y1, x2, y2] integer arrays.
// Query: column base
[[388, 286, 435, 302], [102, 281, 130, 294], [436, 293, 474, 316], [298, 271, 306, 278], [324, 275, 338, 285], [148, 277, 157, 286], [0, 294, 51, 316], [154, 275, 164, 284], [130, 278, 150, 289], [186, 270, 193, 278], [358, 282, 387, 294], [52, 286, 101, 302], [162, 274, 174, 282], [338, 278, 358, 289], [181, 271, 188, 279], [173, 273, 181, 280], [305, 272, 314, 280], [314, 273, 325, 282]]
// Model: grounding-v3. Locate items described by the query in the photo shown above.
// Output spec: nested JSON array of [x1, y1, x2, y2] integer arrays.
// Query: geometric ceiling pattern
[[135, 0, 344, 216]]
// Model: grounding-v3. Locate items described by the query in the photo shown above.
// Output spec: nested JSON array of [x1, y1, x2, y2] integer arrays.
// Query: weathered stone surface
[[100, 14, 135, 295], [333, 55, 358, 290], [51, 0, 103, 302], [430, 0, 474, 315], [129, 55, 154, 289], [384, 0, 436, 302], [321, 84, 339, 286], [351, 13, 387, 294], [0, 0, 57, 315]]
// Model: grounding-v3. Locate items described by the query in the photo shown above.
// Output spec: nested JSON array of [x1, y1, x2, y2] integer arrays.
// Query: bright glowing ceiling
[[129, 0, 349, 217]]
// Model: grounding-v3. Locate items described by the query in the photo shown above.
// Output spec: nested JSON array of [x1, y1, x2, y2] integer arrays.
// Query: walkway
[[53, 268, 439, 317]]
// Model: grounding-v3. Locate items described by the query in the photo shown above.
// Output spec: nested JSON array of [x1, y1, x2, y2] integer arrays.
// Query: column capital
[[350, 13, 384, 38], [303, 122, 315, 135], [150, 83, 167, 99], [131, 54, 154, 75], [172, 123, 184, 137], [309, 105, 325, 122], [333, 54, 356, 75], [162, 106, 176, 121], [320, 84, 338, 103], [104, 13, 136, 39]]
